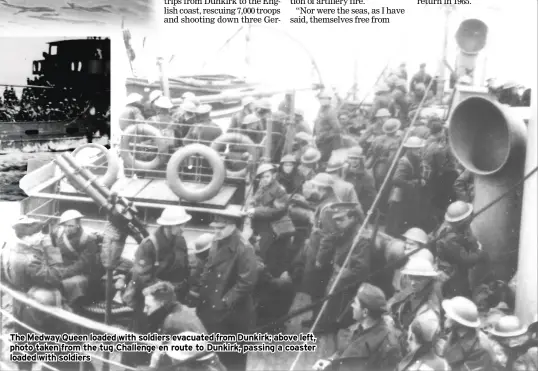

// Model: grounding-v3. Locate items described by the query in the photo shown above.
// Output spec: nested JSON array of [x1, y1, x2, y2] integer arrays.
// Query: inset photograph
[[0, 0, 151, 30], [0, 36, 110, 201]]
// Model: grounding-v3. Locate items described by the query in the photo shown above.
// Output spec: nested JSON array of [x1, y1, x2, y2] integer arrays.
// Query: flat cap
[[142, 281, 176, 302], [357, 283, 387, 311]]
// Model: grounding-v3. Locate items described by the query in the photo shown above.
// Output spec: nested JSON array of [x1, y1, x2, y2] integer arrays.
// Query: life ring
[[166, 143, 226, 202], [210, 133, 257, 178], [72, 143, 119, 188], [120, 124, 167, 170]]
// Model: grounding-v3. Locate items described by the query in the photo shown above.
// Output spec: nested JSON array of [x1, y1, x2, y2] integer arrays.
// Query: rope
[[288, 76, 435, 370], [0, 308, 136, 371]]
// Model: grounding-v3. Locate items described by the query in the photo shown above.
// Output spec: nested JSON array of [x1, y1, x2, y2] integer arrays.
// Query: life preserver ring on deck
[[166, 143, 226, 202], [72, 143, 119, 188], [120, 124, 167, 170], [210, 133, 257, 178]]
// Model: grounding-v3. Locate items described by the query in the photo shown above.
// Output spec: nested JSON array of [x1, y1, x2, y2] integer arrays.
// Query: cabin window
[[78, 61, 82, 72], [66, 127, 79, 134], [25, 130, 39, 136], [49, 45, 57, 55]]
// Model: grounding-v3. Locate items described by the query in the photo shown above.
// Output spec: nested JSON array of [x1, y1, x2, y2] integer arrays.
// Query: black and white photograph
[[1, 1, 537, 371]]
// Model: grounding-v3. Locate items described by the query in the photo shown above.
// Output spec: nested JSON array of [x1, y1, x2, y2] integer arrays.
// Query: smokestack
[[455, 19, 488, 84]]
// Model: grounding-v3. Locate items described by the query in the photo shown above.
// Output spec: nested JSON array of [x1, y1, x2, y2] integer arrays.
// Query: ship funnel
[[449, 97, 526, 282], [455, 19, 488, 80]]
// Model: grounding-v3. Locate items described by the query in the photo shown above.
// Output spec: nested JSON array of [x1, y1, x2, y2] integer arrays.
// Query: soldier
[[489, 315, 538, 370], [245, 163, 289, 275], [186, 233, 213, 307], [229, 96, 255, 131], [184, 104, 223, 145], [442, 297, 497, 371], [255, 97, 273, 130], [229, 112, 264, 144], [314, 91, 342, 164], [148, 96, 174, 130], [358, 108, 390, 153], [386, 136, 426, 237], [298, 147, 321, 181], [369, 84, 392, 121], [277, 154, 305, 194], [172, 99, 198, 141], [145, 89, 163, 118], [313, 283, 402, 371], [301, 173, 341, 327], [410, 63, 435, 96], [294, 108, 313, 134], [408, 118, 430, 139], [120, 93, 145, 130], [344, 146, 376, 213], [402, 227, 434, 263], [388, 258, 443, 341], [325, 157, 362, 213], [51, 210, 103, 308], [433, 201, 489, 299], [397, 309, 451, 371], [366, 118, 403, 188], [453, 169, 474, 203], [292, 131, 315, 161], [316, 203, 370, 335], [196, 213, 258, 371]]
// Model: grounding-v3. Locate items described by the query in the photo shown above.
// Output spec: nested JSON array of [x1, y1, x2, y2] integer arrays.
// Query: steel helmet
[[156, 206, 192, 226], [490, 315, 528, 338], [403, 227, 428, 245], [126, 93, 143, 105], [149, 90, 163, 104], [325, 157, 345, 173], [181, 100, 197, 113], [374, 108, 391, 118], [182, 92, 195, 100], [196, 104, 212, 115], [411, 309, 440, 343], [318, 90, 332, 100], [412, 248, 435, 265], [256, 163, 275, 177], [193, 233, 214, 254], [401, 257, 438, 277], [280, 154, 297, 164], [154, 96, 173, 109], [382, 118, 401, 134], [301, 147, 321, 164], [347, 146, 364, 159], [386, 74, 400, 87], [384, 239, 406, 266], [295, 131, 312, 143], [241, 96, 254, 107], [442, 296, 481, 328], [403, 136, 425, 149], [310, 173, 334, 188], [445, 201, 473, 223], [59, 209, 83, 224], [256, 98, 272, 111]]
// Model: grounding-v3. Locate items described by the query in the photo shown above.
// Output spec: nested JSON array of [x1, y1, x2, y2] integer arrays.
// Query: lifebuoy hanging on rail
[[120, 124, 167, 170], [72, 143, 120, 188], [210, 133, 257, 178], [166, 143, 226, 202]]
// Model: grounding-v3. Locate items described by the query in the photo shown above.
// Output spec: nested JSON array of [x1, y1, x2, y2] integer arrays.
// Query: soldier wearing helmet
[[298, 147, 321, 181], [50, 209, 102, 307], [300, 172, 342, 328], [124, 206, 192, 361], [148, 95, 174, 127], [313, 283, 402, 371], [144, 89, 163, 118], [183, 104, 223, 146], [369, 84, 392, 121], [442, 297, 497, 371], [229, 96, 255, 131], [277, 154, 305, 194], [294, 108, 313, 135], [431, 201, 488, 299], [359, 107, 391, 153], [120, 93, 144, 130], [397, 309, 450, 371], [386, 136, 427, 237], [228, 112, 264, 143], [245, 164, 290, 274], [344, 146, 376, 212], [325, 156, 362, 210], [388, 258, 443, 337], [315, 202, 371, 334], [366, 118, 403, 188], [171, 99, 198, 141], [410, 63, 435, 97], [314, 91, 342, 164], [489, 315, 538, 371]]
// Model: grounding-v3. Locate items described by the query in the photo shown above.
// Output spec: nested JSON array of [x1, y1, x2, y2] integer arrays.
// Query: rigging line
[[0, 308, 136, 371], [255, 163, 538, 334], [288, 73, 438, 371]]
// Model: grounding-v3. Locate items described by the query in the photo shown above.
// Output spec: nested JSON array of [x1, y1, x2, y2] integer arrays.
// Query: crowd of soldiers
[[1, 62, 537, 371], [0, 83, 109, 122]]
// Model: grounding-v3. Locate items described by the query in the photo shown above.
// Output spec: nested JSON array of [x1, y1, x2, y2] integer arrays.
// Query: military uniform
[[453, 170, 474, 203], [314, 106, 342, 163], [196, 225, 258, 371], [183, 119, 223, 145], [397, 349, 451, 371], [358, 125, 384, 154], [443, 330, 496, 371], [433, 225, 488, 298], [366, 133, 402, 187], [344, 167, 376, 213], [120, 104, 144, 130]]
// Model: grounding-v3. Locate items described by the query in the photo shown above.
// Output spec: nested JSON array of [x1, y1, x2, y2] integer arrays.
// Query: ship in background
[[0, 37, 110, 153]]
